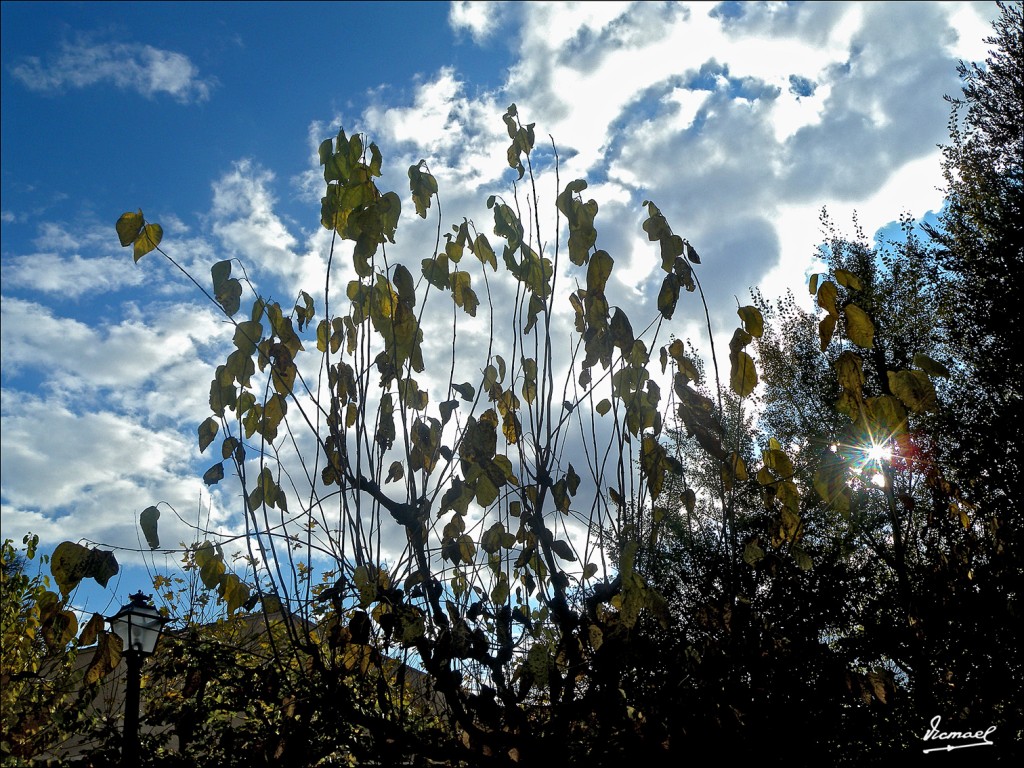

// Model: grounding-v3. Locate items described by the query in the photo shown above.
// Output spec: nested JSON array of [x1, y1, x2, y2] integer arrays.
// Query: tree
[[925, 0, 1024, 520], [922, 4, 1024, 746], [129, 542, 454, 767], [1, 535, 126, 765], [116, 69, 1022, 760], [622, 188, 1024, 766], [119, 104, 813, 765]]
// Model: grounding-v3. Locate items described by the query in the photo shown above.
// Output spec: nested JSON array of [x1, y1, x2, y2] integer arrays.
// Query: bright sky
[[0, 1, 1000, 615]]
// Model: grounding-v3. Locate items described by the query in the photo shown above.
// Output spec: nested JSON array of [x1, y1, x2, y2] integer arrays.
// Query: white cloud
[[0, 296, 223, 419], [208, 159, 332, 295], [2, 252, 144, 297], [313, 0, 996, 362], [9, 35, 216, 103], [0, 390, 205, 553], [0, 0, 1001, 596], [448, 1, 507, 43]]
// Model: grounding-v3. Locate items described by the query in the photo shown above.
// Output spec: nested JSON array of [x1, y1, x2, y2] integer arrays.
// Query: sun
[[865, 442, 892, 463]]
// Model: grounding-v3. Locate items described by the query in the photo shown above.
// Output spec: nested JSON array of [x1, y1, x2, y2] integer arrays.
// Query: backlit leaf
[[817, 280, 838, 317], [888, 369, 937, 413], [457, 534, 477, 564], [835, 351, 865, 396], [551, 539, 577, 562], [116, 210, 144, 247], [819, 314, 837, 351], [133, 223, 163, 262], [51, 541, 119, 595], [587, 250, 613, 294], [730, 350, 758, 397], [737, 305, 764, 338], [834, 269, 863, 291], [85, 631, 122, 685], [844, 303, 874, 348]]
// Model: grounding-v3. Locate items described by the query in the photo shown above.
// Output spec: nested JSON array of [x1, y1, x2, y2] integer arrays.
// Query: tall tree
[[925, 0, 1024, 518]]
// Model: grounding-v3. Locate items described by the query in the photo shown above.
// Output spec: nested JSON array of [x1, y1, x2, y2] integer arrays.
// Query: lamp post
[[107, 592, 167, 768]]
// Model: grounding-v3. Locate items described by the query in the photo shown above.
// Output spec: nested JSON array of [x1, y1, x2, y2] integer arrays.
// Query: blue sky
[[0, 1, 1000, 616]]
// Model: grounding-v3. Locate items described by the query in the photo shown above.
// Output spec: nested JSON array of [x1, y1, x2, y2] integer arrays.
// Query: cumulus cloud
[[6, 253, 140, 296], [448, 1, 511, 44], [9, 35, 216, 103], [0, 389, 206, 559], [0, 0, 1000, 594]]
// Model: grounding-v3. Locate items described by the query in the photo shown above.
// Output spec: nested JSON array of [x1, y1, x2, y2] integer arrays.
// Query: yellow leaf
[[834, 269, 863, 291], [737, 305, 764, 338], [730, 350, 758, 397], [817, 281, 838, 318], [844, 303, 874, 348], [819, 314, 837, 351], [888, 369, 937, 413], [835, 352, 865, 397], [133, 223, 163, 262], [116, 210, 144, 247]]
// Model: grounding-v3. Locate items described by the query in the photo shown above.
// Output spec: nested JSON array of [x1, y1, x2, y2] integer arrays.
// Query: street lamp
[[107, 592, 167, 767]]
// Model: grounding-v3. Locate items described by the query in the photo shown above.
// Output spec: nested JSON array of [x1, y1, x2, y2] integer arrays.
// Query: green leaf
[[140, 506, 160, 549], [596, 398, 611, 416], [844, 303, 874, 348]]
